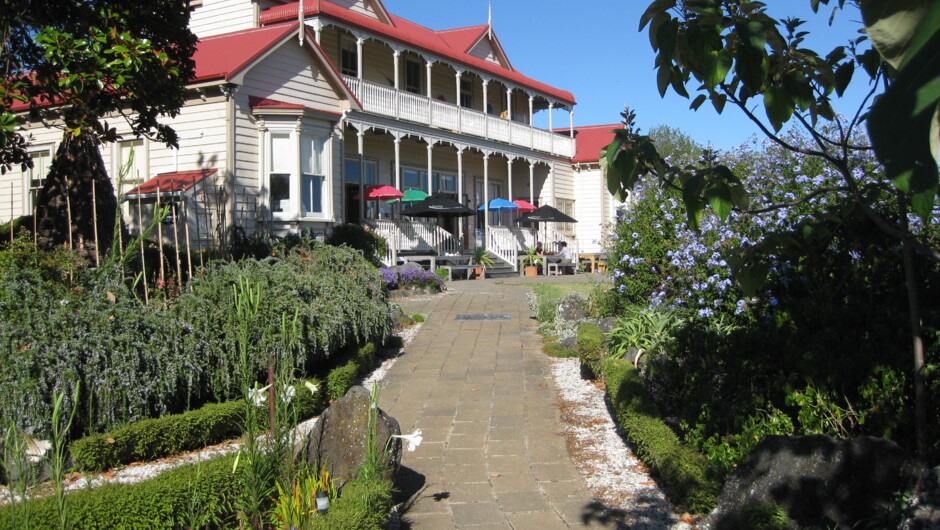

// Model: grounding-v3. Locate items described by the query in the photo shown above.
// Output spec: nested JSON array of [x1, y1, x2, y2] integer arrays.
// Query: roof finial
[[488, 1, 492, 37], [298, 0, 304, 45]]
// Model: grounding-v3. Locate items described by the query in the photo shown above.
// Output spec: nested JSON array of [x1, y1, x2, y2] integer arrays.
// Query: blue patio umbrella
[[477, 198, 520, 212]]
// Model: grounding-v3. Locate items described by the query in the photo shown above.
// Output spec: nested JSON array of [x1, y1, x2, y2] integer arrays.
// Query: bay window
[[265, 125, 330, 220]]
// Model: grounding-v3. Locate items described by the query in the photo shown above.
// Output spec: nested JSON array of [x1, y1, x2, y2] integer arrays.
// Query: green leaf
[[704, 180, 733, 219], [861, 0, 932, 71], [689, 93, 708, 110], [763, 84, 794, 131], [682, 174, 706, 232], [657, 66, 672, 98], [834, 61, 854, 96], [640, 0, 677, 31], [730, 184, 750, 209]]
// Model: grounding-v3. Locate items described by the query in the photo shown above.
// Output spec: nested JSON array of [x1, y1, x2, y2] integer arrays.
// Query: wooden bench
[[547, 262, 576, 275], [441, 264, 481, 280]]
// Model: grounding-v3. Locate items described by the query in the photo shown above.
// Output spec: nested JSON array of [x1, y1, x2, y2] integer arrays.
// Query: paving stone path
[[380, 278, 622, 529]]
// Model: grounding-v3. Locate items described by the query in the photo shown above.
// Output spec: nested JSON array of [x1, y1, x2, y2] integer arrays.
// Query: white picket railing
[[370, 218, 462, 265], [509, 227, 538, 250], [344, 75, 574, 158], [486, 226, 518, 271]]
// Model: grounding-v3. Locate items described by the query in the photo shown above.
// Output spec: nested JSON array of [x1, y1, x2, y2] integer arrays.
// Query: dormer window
[[340, 37, 358, 77]]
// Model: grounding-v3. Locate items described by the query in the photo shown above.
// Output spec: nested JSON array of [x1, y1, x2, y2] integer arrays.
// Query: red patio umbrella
[[512, 199, 537, 212], [353, 184, 404, 201]]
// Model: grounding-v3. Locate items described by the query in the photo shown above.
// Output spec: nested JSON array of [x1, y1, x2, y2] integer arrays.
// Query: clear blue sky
[[381, 0, 876, 151]]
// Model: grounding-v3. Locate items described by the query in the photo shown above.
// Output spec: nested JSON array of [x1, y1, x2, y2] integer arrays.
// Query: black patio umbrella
[[514, 205, 578, 224], [400, 193, 476, 218]]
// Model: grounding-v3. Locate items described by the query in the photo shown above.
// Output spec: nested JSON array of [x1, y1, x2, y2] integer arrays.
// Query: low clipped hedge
[[312, 477, 393, 529], [577, 323, 605, 379], [602, 358, 720, 514], [326, 343, 378, 401], [0, 453, 241, 529], [70, 379, 324, 471]]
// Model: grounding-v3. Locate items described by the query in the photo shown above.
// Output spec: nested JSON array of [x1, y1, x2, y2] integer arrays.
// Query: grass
[[543, 342, 578, 358]]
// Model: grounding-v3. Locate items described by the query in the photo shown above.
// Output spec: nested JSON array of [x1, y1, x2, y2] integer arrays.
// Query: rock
[[555, 293, 588, 323], [706, 434, 923, 528], [900, 465, 940, 529], [559, 336, 578, 351], [392, 262, 422, 274], [302, 385, 402, 487], [594, 317, 618, 334], [387, 302, 405, 330]]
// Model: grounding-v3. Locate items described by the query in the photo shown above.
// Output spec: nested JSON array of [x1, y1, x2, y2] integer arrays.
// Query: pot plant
[[470, 247, 495, 279], [522, 246, 543, 277]]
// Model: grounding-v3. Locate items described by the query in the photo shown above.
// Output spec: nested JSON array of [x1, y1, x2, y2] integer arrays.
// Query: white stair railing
[[509, 227, 537, 250], [486, 226, 518, 271], [374, 219, 462, 257]]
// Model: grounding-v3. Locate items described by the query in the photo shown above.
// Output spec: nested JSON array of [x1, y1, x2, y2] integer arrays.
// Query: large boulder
[[302, 385, 402, 486], [555, 293, 588, 323], [706, 434, 923, 528]]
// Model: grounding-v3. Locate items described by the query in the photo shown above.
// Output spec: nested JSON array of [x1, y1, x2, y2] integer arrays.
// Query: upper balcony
[[344, 76, 574, 158]]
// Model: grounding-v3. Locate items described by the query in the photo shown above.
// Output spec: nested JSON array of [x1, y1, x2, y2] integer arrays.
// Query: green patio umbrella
[[387, 189, 429, 204]]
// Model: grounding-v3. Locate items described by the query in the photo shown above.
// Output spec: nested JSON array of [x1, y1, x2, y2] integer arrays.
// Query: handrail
[[486, 226, 518, 271]]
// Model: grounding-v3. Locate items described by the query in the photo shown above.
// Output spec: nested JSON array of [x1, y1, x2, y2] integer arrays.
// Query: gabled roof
[[563, 124, 624, 164], [192, 24, 299, 83], [125, 169, 218, 198], [193, 22, 361, 110], [260, 2, 575, 106], [437, 24, 512, 70]]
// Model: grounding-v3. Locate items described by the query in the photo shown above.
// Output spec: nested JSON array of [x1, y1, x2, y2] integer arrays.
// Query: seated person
[[557, 241, 574, 274], [535, 242, 544, 255]]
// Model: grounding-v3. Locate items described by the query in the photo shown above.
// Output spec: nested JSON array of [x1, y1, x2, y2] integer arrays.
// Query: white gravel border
[[550, 357, 692, 529]]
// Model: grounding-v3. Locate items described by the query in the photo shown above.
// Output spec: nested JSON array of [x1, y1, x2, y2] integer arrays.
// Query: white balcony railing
[[344, 76, 575, 158]]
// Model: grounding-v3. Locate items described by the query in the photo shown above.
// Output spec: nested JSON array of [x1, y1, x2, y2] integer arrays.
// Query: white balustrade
[[486, 226, 518, 271], [509, 227, 537, 250], [371, 219, 462, 258], [343, 75, 571, 157]]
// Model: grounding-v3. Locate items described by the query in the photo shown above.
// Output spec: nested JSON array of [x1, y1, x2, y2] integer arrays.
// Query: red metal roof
[[564, 124, 624, 164], [192, 22, 301, 82], [260, 2, 575, 106], [248, 95, 343, 116], [435, 25, 489, 54], [125, 169, 218, 197]]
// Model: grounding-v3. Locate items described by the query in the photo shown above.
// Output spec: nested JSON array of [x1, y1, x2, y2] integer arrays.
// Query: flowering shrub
[[378, 267, 443, 292], [604, 123, 940, 471]]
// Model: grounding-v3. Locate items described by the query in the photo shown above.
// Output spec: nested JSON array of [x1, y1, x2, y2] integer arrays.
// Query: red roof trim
[[248, 96, 344, 117], [125, 169, 218, 197], [260, 2, 575, 105], [192, 23, 300, 83]]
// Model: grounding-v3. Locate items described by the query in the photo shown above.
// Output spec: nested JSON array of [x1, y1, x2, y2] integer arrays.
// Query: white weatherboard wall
[[574, 165, 611, 254], [190, 0, 258, 39]]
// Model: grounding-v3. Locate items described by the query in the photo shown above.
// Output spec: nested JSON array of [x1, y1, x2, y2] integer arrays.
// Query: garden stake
[[9, 182, 13, 244], [193, 185, 204, 271], [156, 183, 165, 289], [91, 178, 100, 267], [171, 180, 183, 287], [136, 193, 149, 303], [268, 359, 275, 433], [182, 196, 193, 284], [32, 200, 37, 250]]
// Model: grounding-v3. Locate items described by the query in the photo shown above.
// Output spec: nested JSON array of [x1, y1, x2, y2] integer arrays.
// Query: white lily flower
[[280, 385, 296, 404], [25, 437, 51, 463], [304, 381, 319, 395], [392, 429, 423, 452], [248, 384, 271, 407]]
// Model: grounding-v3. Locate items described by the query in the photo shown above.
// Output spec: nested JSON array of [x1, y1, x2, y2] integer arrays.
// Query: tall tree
[[1, 1, 197, 261], [605, 0, 939, 455]]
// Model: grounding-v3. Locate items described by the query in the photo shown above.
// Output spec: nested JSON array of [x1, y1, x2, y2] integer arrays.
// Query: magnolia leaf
[[690, 93, 708, 110], [763, 84, 794, 131], [834, 61, 854, 96], [861, 0, 931, 71], [730, 184, 750, 209], [682, 174, 706, 232], [640, 0, 677, 31], [868, 7, 940, 219], [704, 180, 733, 220], [657, 66, 672, 97]]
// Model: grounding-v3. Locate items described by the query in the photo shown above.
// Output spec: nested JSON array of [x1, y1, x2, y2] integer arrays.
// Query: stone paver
[[380, 275, 617, 528]]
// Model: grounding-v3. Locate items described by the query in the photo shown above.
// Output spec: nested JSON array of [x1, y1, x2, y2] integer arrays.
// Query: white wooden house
[[2, 0, 622, 270]]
